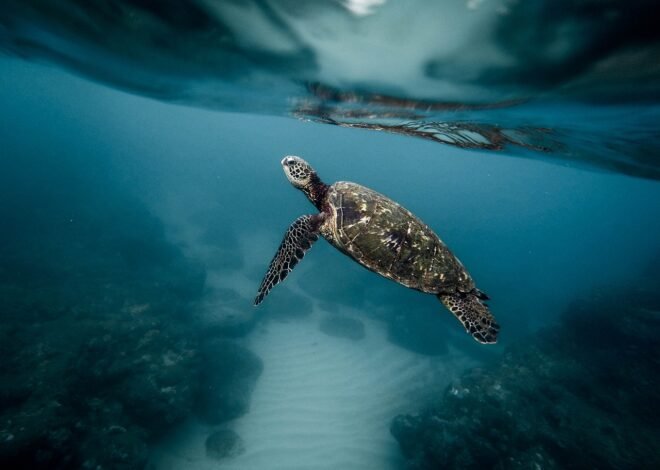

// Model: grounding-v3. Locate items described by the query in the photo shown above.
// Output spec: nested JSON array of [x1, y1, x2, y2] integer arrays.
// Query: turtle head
[[281, 156, 316, 189], [281, 156, 327, 208]]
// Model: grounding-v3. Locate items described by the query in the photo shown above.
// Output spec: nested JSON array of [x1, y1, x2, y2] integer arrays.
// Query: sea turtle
[[254, 156, 499, 344]]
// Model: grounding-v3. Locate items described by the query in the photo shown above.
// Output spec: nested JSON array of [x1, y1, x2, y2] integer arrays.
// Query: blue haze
[[1, 56, 659, 469], [3, 59, 658, 334], [3, 1, 660, 467]]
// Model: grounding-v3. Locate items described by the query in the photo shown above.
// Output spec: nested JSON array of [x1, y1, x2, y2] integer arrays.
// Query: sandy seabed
[[150, 301, 474, 470]]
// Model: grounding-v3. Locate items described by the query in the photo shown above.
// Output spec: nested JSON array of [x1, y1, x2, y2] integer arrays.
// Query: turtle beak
[[282, 156, 295, 167]]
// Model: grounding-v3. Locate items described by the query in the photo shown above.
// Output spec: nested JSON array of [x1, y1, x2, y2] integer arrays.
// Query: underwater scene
[[1, 1, 659, 469]]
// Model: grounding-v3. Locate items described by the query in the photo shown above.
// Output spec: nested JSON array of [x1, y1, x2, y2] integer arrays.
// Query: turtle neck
[[302, 173, 328, 211]]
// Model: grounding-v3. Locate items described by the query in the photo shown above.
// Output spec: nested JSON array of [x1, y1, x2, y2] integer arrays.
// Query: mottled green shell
[[321, 182, 474, 294]]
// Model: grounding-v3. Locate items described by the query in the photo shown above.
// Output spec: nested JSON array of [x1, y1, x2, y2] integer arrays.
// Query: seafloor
[[392, 257, 660, 469], [1, 169, 658, 468]]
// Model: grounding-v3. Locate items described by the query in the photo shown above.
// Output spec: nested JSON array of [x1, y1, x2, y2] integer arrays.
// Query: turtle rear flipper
[[439, 292, 499, 344], [254, 214, 324, 306]]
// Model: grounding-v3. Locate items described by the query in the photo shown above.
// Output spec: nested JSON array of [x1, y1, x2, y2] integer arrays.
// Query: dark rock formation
[[205, 429, 245, 460], [0, 171, 208, 469], [319, 315, 365, 341], [196, 339, 263, 424], [391, 273, 660, 469], [0, 251, 204, 469]]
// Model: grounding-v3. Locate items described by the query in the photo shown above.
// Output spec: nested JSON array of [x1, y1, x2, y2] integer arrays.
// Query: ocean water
[[1, 2, 659, 469]]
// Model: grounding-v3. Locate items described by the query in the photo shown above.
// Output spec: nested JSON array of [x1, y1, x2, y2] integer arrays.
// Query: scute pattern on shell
[[323, 182, 474, 294]]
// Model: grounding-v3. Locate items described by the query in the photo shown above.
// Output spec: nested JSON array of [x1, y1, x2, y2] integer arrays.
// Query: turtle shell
[[323, 182, 474, 294]]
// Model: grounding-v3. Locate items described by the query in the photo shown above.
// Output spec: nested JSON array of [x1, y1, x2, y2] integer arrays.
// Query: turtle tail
[[438, 291, 499, 344]]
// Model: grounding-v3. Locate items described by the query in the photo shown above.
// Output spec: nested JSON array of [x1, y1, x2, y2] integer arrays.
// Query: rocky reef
[[391, 260, 660, 469], [0, 177, 262, 468], [0, 188, 206, 469]]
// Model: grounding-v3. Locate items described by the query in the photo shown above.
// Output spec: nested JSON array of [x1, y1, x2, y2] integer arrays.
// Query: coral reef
[[0, 179, 263, 468], [0, 196, 205, 469], [391, 266, 660, 469]]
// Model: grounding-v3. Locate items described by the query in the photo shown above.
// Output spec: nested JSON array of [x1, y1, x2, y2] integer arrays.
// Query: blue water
[[1, 2, 660, 469]]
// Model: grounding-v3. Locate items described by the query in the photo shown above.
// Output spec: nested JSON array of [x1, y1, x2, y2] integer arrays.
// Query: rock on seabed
[[391, 268, 660, 470]]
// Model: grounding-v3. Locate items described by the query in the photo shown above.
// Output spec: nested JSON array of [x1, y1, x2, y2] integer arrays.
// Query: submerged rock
[[391, 279, 660, 469], [205, 429, 245, 460], [0, 185, 206, 469], [319, 315, 365, 341], [0, 280, 203, 470], [196, 339, 264, 424]]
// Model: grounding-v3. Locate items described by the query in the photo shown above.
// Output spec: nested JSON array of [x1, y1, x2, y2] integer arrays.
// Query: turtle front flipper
[[438, 292, 500, 344], [254, 214, 324, 306]]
